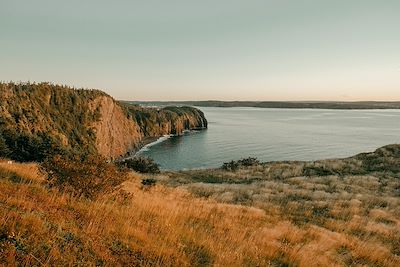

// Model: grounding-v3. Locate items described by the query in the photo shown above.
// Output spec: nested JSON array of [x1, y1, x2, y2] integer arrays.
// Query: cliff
[[126, 105, 207, 137], [0, 82, 207, 161], [88, 96, 142, 159], [89, 97, 207, 159]]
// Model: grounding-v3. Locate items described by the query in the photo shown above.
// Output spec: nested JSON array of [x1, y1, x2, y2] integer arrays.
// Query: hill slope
[[0, 145, 399, 266], [0, 82, 207, 160]]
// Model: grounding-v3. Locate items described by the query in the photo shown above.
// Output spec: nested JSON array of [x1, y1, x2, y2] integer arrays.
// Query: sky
[[0, 0, 399, 101]]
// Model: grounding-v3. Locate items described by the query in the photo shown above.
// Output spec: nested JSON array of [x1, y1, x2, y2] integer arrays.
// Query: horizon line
[[122, 99, 400, 103]]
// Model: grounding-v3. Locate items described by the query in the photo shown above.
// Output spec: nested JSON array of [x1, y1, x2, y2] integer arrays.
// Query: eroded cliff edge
[[90, 96, 207, 159], [0, 82, 207, 161]]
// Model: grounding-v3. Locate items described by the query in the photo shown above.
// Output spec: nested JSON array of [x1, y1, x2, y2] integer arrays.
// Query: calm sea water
[[138, 107, 400, 170]]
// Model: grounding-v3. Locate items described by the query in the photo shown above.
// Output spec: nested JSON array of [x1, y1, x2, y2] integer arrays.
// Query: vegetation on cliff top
[[124, 104, 207, 137], [0, 82, 104, 161], [0, 82, 207, 162]]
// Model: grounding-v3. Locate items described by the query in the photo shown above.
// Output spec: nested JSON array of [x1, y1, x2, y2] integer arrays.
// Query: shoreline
[[119, 128, 207, 161], [136, 135, 172, 154]]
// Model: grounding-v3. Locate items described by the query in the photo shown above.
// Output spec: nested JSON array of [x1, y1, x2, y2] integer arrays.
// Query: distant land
[[127, 100, 400, 109]]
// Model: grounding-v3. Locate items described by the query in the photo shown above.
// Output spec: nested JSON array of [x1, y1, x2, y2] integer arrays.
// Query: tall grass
[[0, 156, 399, 266]]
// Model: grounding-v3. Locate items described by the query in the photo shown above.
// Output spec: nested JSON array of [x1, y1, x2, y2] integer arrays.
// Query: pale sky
[[1, 0, 399, 101]]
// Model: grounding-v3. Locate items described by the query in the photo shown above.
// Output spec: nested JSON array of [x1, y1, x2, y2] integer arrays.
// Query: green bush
[[141, 178, 157, 187], [221, 157, 260, 171], [237, 157, 260, 167], [118, 156, 160, 173], [302, 165, 337, 176], [222, 160, 240, 171], [41, 155, 129, 199]]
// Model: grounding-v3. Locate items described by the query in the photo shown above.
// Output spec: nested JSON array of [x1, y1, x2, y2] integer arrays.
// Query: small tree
[[41, 155, 129, 199]]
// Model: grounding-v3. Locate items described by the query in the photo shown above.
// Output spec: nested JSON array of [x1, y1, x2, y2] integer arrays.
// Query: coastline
[[136, 135, 172, 154], [119, 127, 207, 161]]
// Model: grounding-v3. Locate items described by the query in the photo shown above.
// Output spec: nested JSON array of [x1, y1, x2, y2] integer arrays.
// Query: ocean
[[138, 107, 400, 170]]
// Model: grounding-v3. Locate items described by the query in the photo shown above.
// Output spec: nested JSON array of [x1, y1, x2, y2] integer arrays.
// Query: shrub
[[222, 160, 240, 171], [237, 157, 260, 167], [302, 165, 337, 176], [118, 156, 160, 173], [1, 130, 69, 162], [141, 178, 157, 187], [41, 155, 129, 199], [221, 157, 260, 171]]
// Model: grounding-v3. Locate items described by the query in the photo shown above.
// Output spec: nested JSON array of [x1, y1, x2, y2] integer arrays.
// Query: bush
[[141, 178, 157, 187], [221, 157, 260, 171], [41, 155, 129, 199], [222, 161, 240, 171], [237, 157, 260, 167], [118, 156, 160, 173], [302, 165, 337, 176], [1, 130, 69, 162]]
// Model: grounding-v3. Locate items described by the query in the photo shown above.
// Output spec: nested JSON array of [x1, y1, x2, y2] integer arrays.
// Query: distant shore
[[126, 100, 400, 110]]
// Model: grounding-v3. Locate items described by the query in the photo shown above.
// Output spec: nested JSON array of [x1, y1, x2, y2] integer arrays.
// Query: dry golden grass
[[0, 156, 399, 266], [0, 161, 43, 183]]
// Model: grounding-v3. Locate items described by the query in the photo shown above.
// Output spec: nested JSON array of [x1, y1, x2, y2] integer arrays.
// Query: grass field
[[0, 145, 399, 266]]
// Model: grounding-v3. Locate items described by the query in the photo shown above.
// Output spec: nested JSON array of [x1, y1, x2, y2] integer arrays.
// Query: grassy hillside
[[0, 82, 105, 161], [0, 145, 399, 266]]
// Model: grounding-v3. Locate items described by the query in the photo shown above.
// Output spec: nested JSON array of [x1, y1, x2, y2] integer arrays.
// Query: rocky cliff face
[[88, 96, 142, 159], [127, 105, 207, 139], [88, 97, 208, 159], [0, 82, 207, 161]]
